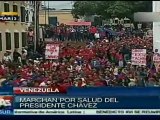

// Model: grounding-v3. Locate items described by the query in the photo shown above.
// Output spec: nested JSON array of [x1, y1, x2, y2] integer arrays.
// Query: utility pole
[[48, 1, 49, 25], [34, 1, 40, 52], [34, 1, 37, 52], [44, 1, 46, 26]]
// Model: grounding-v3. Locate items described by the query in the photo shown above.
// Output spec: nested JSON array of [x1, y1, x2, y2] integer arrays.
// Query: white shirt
[[18, 57, 22, 63], [22, 52, 27, 60], [76, 65, 81, 72], [3, 55, 12, 62], [39, 82, 47, 87], [103, 39, 109, 43], [23, 49, 28, 55], [113, 67, 118, 76], [52, 62, 59, 67], [67, 65, 73, 72], [74, 82, 78, 87], [81, 78, 86, 87], [1, 65, 4, 69], [115, 36, 120, 41], [94, 33, 100, 39], [71, 29, 76, 33]]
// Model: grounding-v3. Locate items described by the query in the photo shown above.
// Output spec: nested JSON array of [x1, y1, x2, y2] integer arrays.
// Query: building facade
[[153, 1, 160, 53], [25, 1, 34, 27], [0, 1, 28, 60], [39, 10, 75, 25]]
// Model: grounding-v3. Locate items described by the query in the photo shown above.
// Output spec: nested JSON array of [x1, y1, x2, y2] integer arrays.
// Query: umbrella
[[104, 28, 118, 36]]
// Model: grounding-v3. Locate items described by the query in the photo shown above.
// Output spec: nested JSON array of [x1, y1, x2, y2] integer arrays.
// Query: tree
[[72, 1, 152, 20], [71, 1, 97, 17], [106, 1, 134, 18]]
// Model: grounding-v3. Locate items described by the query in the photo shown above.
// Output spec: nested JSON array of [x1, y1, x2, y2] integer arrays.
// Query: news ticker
[[2, 109, 160, 115], [13, 109, 160, 115], [1, 95, 160, 115], [0, 87, 160, 115]]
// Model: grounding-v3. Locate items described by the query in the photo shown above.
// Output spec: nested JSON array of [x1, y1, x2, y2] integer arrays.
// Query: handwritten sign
[[153, 53, 160, 63], [131, 49, 146, 66], [45, 44, 59, 59], [153, 53, 160, 71]]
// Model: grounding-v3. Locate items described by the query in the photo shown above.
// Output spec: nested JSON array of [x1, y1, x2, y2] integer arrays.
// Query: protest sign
[[153, 53, 160, 63], [131, 49, 146, 66], [153, 53, 160, 71], [45, 44, 59, 59]]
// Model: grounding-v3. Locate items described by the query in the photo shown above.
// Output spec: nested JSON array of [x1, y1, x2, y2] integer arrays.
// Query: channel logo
[[0, 96, 13, 115]]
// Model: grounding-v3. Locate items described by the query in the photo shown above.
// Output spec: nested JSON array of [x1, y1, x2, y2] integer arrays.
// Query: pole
[[44, 1, 46, 26], [34, 1, 37, 52], [48, 1, 49, 25], [36, 2, 40, 51]]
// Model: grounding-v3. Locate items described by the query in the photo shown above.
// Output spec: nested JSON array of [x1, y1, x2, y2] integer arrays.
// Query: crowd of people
[[44, 24, 127, 42], [0, 24, 159, 88]]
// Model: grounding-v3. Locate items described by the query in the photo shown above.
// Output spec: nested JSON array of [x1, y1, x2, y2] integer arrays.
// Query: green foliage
[[72, 1, 152, 20], [71, 1, 97, 16]]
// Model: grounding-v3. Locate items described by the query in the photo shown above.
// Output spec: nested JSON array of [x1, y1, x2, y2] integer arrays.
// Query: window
[[20, 7, 25, 22], [6, 32, 11, 50], [32, 15, 34, 22], [0, 33, 2, 51], [4, 3, 9, 12], [22, 32, 27, 47], [13, 5, 18, 12], [115, 20, 118, 24], [124, 20, 130, 24], [14, 33, 19, 48], [26, 10, 29, 22], [30, 1, 34, 5]]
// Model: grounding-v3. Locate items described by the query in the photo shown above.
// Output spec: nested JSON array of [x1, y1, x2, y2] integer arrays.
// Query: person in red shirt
[[89, 26, 97, 41], [0, 65, 5, 78], [115, 50, 124, 67], [21, 67, 29, 79]]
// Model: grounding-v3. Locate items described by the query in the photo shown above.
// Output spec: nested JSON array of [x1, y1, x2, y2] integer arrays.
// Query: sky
[[42, 1, 73, 9]]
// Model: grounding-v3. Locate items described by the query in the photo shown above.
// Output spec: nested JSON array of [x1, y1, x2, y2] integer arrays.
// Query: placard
[[153, 53, 160, 63], [153, 53, 160, 71], [45, 44, 59, 59], [131, 49, 146, 66]]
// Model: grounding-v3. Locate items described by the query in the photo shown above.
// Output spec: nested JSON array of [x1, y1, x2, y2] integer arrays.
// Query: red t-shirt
[[0, 67, 5, 76], [94, 82, 105, 86], [90, 27, 97, 34], [21, 68, 28, 78], [116, 53, 123, 61]]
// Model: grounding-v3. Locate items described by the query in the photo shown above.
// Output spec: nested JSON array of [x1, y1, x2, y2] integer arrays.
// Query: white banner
[[45, 44, 59, 59], [14, 109, 160, 115], [153, 53, 160, 71], [153, 53, 160, 63], [131, 49, 146, 66]]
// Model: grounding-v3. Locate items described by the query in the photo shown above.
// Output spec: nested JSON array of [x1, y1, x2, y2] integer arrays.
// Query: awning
[[66, 22, 91, 26]]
